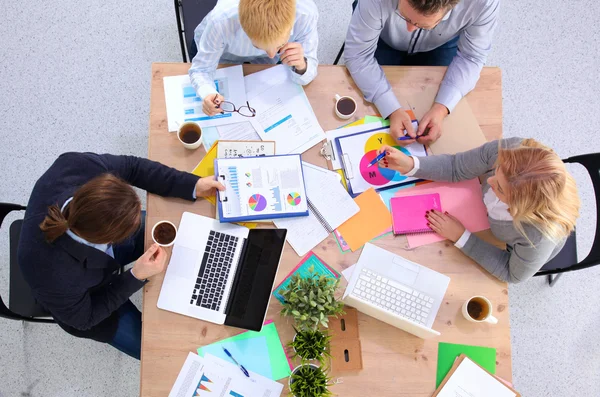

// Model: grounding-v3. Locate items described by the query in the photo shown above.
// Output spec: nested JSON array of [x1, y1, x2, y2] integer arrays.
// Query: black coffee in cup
[[336, 97, 357, 116], [153, 222, 177, 245], [179, 123, 201, 144]]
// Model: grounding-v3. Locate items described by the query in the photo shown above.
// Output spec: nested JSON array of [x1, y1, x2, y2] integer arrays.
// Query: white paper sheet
[[168, 352, 283, 397], [436, 357, 517, 397], [244, 66, 325, 154], [273, 163, 359, 256], [201, 122, 261, 151], [163, 65, 248, 131]]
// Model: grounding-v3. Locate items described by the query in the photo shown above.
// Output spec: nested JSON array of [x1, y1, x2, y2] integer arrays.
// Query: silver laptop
[[343, 243, 450, 339], [157, 212, 287, 331]]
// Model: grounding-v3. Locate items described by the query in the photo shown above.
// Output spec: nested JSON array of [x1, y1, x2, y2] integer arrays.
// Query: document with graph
[[215, 155, 309, 222], [163, 65, 248, 131]]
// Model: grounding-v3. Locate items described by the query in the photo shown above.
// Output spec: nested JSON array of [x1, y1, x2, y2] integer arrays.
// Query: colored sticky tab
[[335, 188, 392, 251], [197, 321, 292, 381], [200, 336, 272, 379], [436, 342, 497, 387]]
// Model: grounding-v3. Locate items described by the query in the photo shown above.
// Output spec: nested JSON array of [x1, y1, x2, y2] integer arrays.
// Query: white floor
[[1, 0, 599, 396]]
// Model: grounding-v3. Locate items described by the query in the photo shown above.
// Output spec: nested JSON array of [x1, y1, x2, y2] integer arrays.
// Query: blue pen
[[367, 151, 386, 168], [222, 347, 250, 378]]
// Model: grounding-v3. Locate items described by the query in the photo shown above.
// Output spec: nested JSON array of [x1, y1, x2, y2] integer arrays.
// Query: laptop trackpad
[[391, 257, 419, 286], [169, 246, 200, 278]]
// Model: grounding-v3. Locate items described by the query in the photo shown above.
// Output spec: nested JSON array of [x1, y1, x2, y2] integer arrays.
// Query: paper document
[[436, 342, 497, 388], [164, 65, 249, 131], [168, 352, 283, 397], [244, 66, 325, 154], [325, 122, 385, 170], [436, 357, 516, 397], [274, 163, 359, 256], [216, 155, 309, 222], [200, 122, 261, 152]]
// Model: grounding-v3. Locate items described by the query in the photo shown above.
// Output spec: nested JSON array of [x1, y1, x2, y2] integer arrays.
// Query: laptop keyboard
[[189, 230, 239, 311], [351, 268, 435, 326]]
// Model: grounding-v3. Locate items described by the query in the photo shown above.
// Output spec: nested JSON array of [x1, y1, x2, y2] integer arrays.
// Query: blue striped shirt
[[189, 0, 319, 99]]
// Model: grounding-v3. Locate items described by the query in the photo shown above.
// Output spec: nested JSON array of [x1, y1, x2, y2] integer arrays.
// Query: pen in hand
[[222, 347, 250, 378], [367, 151, 387, 168]]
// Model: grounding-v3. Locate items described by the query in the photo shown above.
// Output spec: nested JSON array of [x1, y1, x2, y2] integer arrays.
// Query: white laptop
[[343, 243, 450, 339], [157, 212, 287, 331]]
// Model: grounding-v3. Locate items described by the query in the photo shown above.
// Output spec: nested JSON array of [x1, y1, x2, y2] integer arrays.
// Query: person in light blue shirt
[[345, 0, 499, 145], [189, 0, 319, 117]]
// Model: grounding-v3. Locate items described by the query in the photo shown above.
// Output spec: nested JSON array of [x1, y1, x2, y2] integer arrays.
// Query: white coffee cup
[[334, 94, 357, 119], [177, 121, 203, 150], [462, 296, 498, 324], [151, 220, 178, 247]]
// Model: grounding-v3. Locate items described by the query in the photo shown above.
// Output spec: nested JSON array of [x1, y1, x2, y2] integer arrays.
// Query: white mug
[[151, 220, 178, 247], [462, 296, 498, 324], [334, 94, 357, 119], [177, 121, 203, 150]]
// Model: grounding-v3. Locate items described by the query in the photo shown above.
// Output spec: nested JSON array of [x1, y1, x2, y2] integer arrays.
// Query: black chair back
[[174, 0, 218, 62], [536, 153, 600, 276], [0, 203, 54, 323]]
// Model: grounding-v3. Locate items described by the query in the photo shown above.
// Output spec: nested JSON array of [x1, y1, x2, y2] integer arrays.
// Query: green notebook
[[197, 321, 292, 381], [436, 342, 497, 387]]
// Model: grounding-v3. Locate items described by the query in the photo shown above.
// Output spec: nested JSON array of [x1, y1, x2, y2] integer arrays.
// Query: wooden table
[[141, 64, 508, 396]]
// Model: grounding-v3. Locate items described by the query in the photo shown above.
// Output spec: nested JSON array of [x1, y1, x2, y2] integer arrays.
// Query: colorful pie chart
[[287, 192, 302, 206], [359, 146, 410, 186], [248, 194, 267, 211]]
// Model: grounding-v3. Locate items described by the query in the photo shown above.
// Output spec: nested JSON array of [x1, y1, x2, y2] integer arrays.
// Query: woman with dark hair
[[18, 152, 223, 359]]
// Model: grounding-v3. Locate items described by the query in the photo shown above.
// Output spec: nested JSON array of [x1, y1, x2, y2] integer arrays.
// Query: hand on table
[[376, 145, 415, 174], [388, 108, 416, 146], [132, 244, 169, 280], [425, 209, 465, 242], [202, 93, 225, 116], [416, 103, 448, 145], [279, 43, 307, 74], [196, 176, 225, 198]]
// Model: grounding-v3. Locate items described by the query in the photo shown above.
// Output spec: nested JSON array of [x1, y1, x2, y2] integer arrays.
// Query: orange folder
[[336, 188, 392, 251]]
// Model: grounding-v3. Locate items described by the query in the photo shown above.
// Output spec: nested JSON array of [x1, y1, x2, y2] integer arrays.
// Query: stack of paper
[[169, 352, 283, 397], [197, 320, 292, 381], [272, 252, 340, 303]]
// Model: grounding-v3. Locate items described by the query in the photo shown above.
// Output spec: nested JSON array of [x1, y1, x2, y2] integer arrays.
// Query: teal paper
[[201, 126, 220, 150], [379, 184, 416, 211], [200, 335, 273, 379]]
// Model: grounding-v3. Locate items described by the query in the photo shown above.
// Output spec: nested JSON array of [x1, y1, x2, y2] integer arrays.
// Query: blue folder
[[215, 154, 309, 223]]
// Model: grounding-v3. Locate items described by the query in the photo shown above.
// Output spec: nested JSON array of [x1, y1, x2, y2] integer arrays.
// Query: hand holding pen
[[374, 145, 416, 175]]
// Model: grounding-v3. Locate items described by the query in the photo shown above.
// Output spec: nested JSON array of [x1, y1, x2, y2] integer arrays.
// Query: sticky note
[[335, 188, 392, 251]]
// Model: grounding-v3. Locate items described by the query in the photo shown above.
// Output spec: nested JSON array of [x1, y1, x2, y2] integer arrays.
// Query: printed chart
[[358, 133, 411, 185], [248, 194, 267, 212], [286, 192, 302, 206]]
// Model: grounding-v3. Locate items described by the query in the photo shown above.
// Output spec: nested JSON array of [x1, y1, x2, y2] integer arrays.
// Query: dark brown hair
[[407, 0, 460, 15], [40, 174, 142, 244]]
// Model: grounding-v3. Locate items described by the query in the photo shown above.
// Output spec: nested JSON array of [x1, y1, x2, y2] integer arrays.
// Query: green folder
[[436, 342, 497, 387], [197, 321, 292, 380]]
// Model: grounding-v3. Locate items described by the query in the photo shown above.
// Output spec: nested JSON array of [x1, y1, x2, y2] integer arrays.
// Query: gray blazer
[[413, 138, 565, 284]]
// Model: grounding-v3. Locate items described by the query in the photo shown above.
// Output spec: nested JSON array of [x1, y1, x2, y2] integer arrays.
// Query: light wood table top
[[141, 63, 508, 397]]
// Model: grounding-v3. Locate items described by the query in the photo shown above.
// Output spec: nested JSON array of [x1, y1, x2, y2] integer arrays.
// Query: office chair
[[174, 0, 218, 62], [0, 203, 54, 323], [333, 0, 358, 65], [533, 153, 600, 286]]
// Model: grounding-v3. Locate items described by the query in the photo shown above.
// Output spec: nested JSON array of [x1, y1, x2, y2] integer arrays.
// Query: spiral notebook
[[391, 193, 441, 235]]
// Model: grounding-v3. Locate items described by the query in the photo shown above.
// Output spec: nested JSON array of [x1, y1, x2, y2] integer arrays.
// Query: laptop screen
[[224, 229, 287, 331]]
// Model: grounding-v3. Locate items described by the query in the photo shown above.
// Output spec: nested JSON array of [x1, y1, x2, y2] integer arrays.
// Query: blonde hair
[[239, 0, 296, 47], [497, 139, 580, 243]]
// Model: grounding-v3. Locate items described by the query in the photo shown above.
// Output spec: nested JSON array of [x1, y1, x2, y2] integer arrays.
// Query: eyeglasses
[[219, 101, 256, 118], [395, 3, 445, 31]]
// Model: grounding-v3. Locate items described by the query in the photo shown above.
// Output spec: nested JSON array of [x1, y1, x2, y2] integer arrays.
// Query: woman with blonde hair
[[378, 137, 580, 283]]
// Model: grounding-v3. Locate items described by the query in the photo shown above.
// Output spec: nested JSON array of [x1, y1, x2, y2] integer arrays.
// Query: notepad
[[336, 188, 392, 251], [273, 163, 359, 256], [390, 193, 441, 235]]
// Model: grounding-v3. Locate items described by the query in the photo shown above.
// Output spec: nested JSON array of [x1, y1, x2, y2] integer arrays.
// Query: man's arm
[[188, 18, 227, 99], [344, 0, 400, 118], [435, 0, 500, 112], [289, 11, 319, 85]]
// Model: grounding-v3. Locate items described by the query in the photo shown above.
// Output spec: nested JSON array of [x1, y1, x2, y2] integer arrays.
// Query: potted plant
[[279, 266, 345, 330], [288, 363, 333, 397], [289, 327, 332, 364]]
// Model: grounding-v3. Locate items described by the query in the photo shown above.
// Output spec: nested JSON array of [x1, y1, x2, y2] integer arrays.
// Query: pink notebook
[[391, 193, 442, 235]]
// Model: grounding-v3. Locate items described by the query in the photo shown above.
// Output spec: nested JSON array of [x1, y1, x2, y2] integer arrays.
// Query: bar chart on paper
[[182, 78, 233, 123]]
